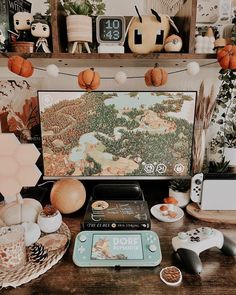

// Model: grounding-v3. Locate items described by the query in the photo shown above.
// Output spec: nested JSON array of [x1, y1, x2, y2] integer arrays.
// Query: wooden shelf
[[0, 0, 219, 68], [0, 52, 217, 67]]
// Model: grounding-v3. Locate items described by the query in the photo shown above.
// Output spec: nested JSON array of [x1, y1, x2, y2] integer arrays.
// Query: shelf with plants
[[0, 0, 218, 67]]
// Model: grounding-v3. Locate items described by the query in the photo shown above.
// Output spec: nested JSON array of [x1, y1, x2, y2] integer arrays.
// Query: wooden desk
[[1, 213, 236, 295]]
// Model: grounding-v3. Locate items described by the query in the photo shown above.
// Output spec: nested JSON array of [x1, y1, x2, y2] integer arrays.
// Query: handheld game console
[[73, 230, 162, 267], [172, 227, 236, 274]]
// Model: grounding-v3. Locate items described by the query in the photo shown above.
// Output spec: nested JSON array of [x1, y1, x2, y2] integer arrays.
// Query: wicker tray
[[0, 222, 71, 289]]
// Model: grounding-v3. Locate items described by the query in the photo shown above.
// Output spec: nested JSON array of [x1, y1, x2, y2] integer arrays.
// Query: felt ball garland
[[3, 54, 219, 91]]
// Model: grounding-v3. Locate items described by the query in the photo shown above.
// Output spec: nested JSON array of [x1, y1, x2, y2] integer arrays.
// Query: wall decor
[[0, 80, 41, 149]]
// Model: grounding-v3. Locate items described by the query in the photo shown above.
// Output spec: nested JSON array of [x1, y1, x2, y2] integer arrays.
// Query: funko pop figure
[[31, 14, 51, 53], [13, 12, 33, 41]]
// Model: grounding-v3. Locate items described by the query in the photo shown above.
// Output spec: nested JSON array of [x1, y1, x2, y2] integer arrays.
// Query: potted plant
[[60, 0, 106, 53], [168, 179, 191, 208], [208, 156, 230, 173]]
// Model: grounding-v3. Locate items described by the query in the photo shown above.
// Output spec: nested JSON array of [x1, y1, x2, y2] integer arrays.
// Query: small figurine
[[31, 14, 51, 53], [13, 12, 34, 41]]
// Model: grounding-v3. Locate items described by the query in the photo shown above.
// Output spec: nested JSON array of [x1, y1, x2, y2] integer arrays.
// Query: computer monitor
[[38, 91, 197, 179]]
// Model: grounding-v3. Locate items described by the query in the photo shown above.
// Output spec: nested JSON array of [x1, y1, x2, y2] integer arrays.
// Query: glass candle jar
[[0, 225, 26, 271]]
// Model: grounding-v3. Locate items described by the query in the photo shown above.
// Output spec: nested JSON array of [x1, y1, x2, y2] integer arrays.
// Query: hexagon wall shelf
[[0, 133, 41, 203]]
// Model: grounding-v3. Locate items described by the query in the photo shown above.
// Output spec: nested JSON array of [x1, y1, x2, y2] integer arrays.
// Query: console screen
[[91, 234, 143, 260], [38, 91, 196, 178]]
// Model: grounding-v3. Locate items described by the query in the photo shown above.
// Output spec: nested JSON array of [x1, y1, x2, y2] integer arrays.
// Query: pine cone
[[28, 243, 48, 263]]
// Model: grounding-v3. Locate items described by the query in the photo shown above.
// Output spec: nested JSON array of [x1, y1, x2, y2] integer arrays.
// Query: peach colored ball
[[50, 179, 86, 214]]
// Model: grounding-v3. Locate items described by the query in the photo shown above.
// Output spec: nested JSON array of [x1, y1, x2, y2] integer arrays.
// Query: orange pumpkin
[[217, 45, 236, 70], [8, 56, 34, 77], [78, 68, 100, 91], [145, 67, 168, 87]]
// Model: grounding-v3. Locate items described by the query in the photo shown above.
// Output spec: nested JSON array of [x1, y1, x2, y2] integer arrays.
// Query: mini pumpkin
[[8, 55, 34, 77], [217, 45, 236, 70], [145, 66, 168, 87], [78, 68, 100, 91]]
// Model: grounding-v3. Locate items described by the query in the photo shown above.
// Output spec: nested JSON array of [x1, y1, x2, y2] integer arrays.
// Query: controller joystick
[[190, 173, 204, 203], [172, 227, 236, 274]]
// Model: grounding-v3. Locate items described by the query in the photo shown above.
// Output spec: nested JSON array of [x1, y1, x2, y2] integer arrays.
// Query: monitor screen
[[91, 234, 143, 260], [38, 91, 197, 179]]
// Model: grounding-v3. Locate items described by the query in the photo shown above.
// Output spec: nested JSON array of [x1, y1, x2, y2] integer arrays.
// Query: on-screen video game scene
[[38, 91, 196, 178]]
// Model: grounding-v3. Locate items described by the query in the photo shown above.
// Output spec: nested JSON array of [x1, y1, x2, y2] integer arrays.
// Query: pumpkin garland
[[8, 55, 34, 77], [78, 68, 100, 91], [217, 45, 236, 70], [145, 66, 168, 87]]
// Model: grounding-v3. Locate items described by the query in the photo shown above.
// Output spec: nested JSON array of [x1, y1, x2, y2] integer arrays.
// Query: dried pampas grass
[[192, 82, 216, 174]]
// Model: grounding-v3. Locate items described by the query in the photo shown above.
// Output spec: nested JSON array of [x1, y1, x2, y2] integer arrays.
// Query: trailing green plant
[[60, 0, 106, 16], [209, 23, 236, 156], [169, 179, 190, 193], [208, 156, 230, 173]]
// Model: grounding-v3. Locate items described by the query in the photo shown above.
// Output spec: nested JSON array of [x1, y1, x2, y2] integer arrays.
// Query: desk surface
[[1, 211, 236, 295]]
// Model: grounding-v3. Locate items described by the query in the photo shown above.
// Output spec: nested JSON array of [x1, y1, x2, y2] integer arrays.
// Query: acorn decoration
[[145, 65, 168, 87], [28, 243, 48, 263], [78, 68, 100, 91], [37, 205, 62, 233]]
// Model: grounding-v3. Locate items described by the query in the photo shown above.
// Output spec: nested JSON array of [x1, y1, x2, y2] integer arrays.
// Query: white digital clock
[[96, 16, 126, 53]]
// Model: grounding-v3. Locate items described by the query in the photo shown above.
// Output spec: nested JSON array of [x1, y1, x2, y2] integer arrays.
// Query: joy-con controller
[[172, 227, 236, 274], [73, 230, 162, 267], [190, 173, 204, 203]]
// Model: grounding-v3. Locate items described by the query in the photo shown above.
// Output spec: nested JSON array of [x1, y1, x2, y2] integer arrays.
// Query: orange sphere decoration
[[50, 178, 86, 214], [78, 68, 100, 91], [217, 45, 236, 70], [8, 56, 34, 78], [145, 66, 168, 87]]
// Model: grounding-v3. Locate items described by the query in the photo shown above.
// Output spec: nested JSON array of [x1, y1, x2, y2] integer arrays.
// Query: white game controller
[[190, 173, 204, 203], [172, 227, 236, 274]]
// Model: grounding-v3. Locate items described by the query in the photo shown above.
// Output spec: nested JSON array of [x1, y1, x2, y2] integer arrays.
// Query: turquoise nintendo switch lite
[[73, 230, 162, 267]]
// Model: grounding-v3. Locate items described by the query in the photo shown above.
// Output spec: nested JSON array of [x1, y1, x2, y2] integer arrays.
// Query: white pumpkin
[[22, 222, 41, 246], [0, 198, 42, 226]]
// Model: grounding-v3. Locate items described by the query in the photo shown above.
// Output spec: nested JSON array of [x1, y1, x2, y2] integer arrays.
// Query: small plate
[[150, 204, 184, 223]]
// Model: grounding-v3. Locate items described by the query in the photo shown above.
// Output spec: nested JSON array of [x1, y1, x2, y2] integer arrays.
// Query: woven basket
[[11, 42, 34, 53], [0, 222, 71, 289]]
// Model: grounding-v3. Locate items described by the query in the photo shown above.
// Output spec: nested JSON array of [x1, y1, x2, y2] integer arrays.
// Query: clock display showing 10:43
[[99, 17, 125, 42]]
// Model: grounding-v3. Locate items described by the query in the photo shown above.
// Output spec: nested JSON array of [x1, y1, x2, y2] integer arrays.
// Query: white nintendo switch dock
[[191, 173, 236, 210]]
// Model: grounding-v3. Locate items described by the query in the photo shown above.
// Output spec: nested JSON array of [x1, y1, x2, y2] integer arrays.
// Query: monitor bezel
[[38, 90, 197, 180]]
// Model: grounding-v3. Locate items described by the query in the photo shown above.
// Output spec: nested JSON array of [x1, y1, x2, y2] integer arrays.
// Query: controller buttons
[[190, 236, 200, 242], [149, 244, 157, 252], [79, 235, 87, 242], [178, 232, 188, 240]]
